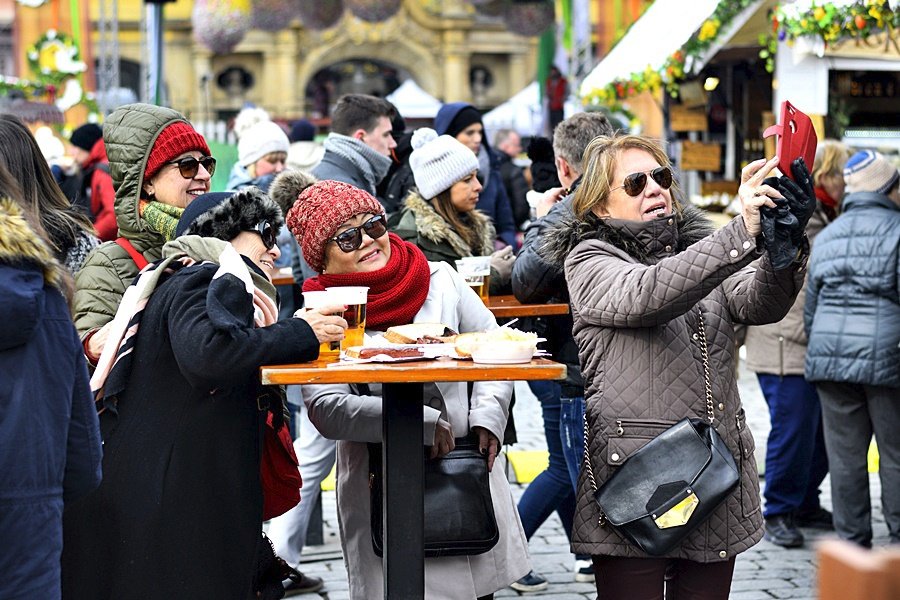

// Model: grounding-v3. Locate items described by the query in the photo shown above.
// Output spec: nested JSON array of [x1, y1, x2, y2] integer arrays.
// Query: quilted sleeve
[[719, 248, 807, 327], [73, 246, 133, 337], [565, 216, 760, 328]]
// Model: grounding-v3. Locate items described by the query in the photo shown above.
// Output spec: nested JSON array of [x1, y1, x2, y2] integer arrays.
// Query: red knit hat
[[286, 180, 383, 272], [144, 121, 211, 180]]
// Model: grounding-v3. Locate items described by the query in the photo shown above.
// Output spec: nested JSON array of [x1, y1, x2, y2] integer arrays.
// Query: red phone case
[[763, 100, 818, 180]]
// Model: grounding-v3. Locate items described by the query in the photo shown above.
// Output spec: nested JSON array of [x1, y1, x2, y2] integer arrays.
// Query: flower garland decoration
[[346, 0, 401, 23], [582, 0, 758, 106], [192, 0, 252, 55], [504, 0, 556, 37], [26, 30, 87, 87], [296, 0, 344, 30], [251, 0, 296, 32], [765, 1, 899, 72]]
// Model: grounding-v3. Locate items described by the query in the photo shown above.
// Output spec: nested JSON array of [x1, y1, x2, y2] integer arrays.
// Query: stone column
[[508, 51, 529, 96], [192, 48, 214, 126], [442, 29, 470, 103]]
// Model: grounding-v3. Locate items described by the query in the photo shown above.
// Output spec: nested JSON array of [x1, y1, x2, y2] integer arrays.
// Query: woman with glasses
[[390, 128, 515, 294], [280, 177, 530, 599], [541, 134, 814, 599], [62, 187, 347, 600], [73, 103, 216, 365]]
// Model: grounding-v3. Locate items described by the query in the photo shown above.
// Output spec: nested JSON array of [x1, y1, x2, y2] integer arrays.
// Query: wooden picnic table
[[485, 294, 569, 318]]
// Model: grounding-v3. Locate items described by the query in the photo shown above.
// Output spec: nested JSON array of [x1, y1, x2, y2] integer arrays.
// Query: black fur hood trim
[[540, 203, 716, 269], [186, 187, 283, 243]]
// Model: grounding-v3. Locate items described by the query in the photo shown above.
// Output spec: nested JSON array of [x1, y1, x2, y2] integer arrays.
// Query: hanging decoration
[[346, 0, 401, 22], [504, 1, 555, 36], [192, 0, 252, 55], [296, 0, 344, 30], [766, 0, 899, 71], [251, 0, 296, 32], [26, 30, 87, 87]]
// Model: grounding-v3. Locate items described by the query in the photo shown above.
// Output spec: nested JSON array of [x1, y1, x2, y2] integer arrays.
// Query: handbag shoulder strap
[[582, 307, 715, 524], [115, 237, 149, 270]]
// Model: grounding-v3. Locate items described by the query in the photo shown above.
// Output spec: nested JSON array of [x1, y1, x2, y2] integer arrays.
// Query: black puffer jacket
[[804, 191, 900, 387]]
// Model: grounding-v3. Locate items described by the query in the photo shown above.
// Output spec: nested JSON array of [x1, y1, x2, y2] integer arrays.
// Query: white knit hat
[[408, 128, 479, 200], [237, 120, 290, 167], [843, 149, 899, 195]]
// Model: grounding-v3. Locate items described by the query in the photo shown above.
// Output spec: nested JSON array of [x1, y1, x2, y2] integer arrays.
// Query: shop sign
[[825, 29, 900, 61], [670, 105, 708, 132], [681, 141, 721, 172]]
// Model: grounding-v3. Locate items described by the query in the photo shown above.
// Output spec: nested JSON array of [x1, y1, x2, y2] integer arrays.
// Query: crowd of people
[[1, 89, 898, 600]]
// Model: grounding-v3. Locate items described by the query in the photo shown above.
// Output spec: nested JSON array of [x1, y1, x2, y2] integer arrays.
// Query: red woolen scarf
[[302, 233, 431, 331]]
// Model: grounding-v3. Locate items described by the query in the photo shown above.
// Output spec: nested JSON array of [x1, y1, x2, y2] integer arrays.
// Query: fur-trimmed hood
[[176, 186, 283, 242], [540, 203, 715, 269], [0, 198, 61, 288], [400, 189, 495, 257]]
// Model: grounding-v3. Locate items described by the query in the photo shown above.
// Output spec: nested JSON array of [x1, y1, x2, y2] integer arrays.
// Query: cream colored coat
[[302, 261, 530, 599]]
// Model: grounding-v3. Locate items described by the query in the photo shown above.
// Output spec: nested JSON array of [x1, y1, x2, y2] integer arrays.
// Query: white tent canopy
[[386, 79, 442, 119], [579, 0, 720, 96], [482, 81, 581, 138]]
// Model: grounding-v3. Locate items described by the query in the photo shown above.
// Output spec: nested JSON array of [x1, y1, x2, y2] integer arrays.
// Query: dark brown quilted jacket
[[547, 206, 807, 562]]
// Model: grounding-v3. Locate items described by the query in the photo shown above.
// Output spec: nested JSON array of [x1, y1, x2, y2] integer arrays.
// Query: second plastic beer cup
[[302, 290, 341, 358], [326, 286, 368, 351]]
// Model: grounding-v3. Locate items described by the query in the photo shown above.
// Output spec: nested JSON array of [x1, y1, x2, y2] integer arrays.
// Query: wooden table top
[[486, 295, 569, 318], [260, 357, 566, 386], [271, 271, 294, 287]]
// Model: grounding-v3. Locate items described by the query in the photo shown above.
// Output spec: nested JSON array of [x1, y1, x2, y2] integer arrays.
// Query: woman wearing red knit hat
[[278, 173, 531, 599], [73, 103, 215, 364]]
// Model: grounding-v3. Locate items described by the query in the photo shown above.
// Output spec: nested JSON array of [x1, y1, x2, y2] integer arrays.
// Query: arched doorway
[[305, 59, 409, 119]]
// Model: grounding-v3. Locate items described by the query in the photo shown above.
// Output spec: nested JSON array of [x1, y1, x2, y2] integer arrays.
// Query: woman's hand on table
[[473, 426, 500, 472], [738, 156, 782, 237], [293, 305, 348, 344], [430, 418, 455, 460]]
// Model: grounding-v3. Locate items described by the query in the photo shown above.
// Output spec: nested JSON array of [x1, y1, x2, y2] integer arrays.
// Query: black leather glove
[[759, 187, 800, 271], [783, 157, 816, 231]]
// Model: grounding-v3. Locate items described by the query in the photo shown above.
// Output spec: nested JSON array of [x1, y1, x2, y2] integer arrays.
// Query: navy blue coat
[[0, 226, 102, 599], [434, 103, 518, 249], [804, 191, 900, 387]]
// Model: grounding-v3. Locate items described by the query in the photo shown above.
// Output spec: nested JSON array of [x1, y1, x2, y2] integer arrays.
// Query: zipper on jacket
[[778, 335, 785, 378], [614, 418, 675, 436]]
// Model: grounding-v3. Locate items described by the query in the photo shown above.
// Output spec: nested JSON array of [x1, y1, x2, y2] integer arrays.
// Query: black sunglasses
[[328, 214, 388, 253], [166, 155, 217, 179], [611, 166, 673, 197], [246, 221, 277, 251]]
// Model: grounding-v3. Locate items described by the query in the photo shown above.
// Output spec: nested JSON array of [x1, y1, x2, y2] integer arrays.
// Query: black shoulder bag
[[365, 384, 499, 558], [584, 309, 740, 556]]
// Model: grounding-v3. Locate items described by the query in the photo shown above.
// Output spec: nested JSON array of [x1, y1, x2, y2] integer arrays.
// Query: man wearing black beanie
[[69, 123, 117, 241]]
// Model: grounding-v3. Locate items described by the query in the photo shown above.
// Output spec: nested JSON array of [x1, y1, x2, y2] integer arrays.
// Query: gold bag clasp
[[653, 491, 699, 529]]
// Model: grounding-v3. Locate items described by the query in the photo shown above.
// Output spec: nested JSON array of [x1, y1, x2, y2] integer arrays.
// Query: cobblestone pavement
[[278, 356, 890, 599]]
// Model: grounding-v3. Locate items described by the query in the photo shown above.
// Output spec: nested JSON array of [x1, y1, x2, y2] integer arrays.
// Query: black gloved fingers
[[779, 172, 816, 228], [790, 157, 815, 200]]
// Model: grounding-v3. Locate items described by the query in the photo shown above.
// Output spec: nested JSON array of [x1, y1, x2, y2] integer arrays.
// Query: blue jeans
[[517, 381, 575, 540], [559, 395, 585, 492], [757, 374, 830, 518]]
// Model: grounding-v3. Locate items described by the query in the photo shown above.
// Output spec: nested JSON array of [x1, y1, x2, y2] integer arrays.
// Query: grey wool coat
[[546, 206, 807, 562]]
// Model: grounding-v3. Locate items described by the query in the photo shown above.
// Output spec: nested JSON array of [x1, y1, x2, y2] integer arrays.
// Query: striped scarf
[[140, 200, 185, 241], [90, 237, 278, 414]]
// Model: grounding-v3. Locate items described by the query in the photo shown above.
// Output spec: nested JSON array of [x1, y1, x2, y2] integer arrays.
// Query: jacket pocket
[[606, 418, 677, 466], [735, 410, 761, 518]]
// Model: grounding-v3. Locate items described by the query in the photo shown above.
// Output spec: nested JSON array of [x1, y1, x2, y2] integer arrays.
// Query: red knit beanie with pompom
[[144, 121, 211, 180], [286, 180, 383, 273]]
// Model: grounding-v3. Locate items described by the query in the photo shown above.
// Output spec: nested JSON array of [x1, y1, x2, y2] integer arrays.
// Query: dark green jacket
[[73, 104, 194, 336]]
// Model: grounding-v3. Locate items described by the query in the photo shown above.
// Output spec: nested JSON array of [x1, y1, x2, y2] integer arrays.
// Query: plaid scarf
[[140, 200, 185, 241], [91, 236, 278, 414]]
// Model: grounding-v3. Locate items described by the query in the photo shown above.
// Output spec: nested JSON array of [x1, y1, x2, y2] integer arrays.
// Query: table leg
[[381, 382, 424, 599]]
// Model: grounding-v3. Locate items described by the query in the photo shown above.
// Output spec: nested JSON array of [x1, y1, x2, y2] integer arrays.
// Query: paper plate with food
[[453, 328, 545, 364], [335, 323, 460, 363]]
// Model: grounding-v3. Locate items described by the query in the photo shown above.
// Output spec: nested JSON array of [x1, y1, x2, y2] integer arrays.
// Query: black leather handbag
[[585, 309, 740, 556], [369, 435, 499, 558]]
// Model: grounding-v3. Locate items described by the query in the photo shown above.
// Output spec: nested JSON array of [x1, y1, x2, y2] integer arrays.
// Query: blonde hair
[[572, 134, 682, 218], [811, 139, 851, 188]]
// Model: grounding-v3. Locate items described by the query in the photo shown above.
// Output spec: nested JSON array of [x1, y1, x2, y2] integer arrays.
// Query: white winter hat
[[237, 120, 290, 167], [408, 128, 479, 200]]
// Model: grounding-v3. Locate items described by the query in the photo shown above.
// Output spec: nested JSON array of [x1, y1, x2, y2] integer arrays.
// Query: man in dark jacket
[[69, 123, 117, 241], [494, 128, 530, 229], [804, 149, 900, 548], [508, 111, 612, 591]]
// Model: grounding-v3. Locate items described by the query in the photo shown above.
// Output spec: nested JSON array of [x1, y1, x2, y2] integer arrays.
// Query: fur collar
[[0, 198, 61, 287], [540, 203, 715, 268], [402, 190, 495, 257]]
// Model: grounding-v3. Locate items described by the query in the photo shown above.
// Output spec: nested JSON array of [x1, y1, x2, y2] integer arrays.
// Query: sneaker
[[574, 559, 594, 583], [510, 570, 549, 592], [281, 563, 324, 597], [764, 513, 804, 548], [796, 506, 835, 530]]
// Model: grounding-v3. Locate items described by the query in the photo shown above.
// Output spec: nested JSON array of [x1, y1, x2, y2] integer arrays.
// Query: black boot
[[764, 513, 804, 548]]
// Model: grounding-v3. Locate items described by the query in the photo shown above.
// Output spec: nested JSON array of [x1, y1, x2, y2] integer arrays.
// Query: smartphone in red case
[[763, 100, 818, 180]]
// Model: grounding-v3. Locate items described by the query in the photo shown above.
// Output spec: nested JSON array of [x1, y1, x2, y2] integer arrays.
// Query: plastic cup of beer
[[325, 286, 368, 351], [455, 257, 491, 303], [302, 290, 341, 358]]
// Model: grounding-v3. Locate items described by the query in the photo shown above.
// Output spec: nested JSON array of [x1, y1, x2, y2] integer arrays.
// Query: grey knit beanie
[[408, 128, 479, 200]]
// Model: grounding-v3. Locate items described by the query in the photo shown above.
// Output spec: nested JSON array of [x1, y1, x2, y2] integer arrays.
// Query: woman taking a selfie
[[280, 176, 530, 599], [544, 134, 815, 599]]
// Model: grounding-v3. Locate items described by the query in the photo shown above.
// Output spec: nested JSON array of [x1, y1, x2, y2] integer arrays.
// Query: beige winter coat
[[744, 207, 830, 375], [547, 206, 807, 561]]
